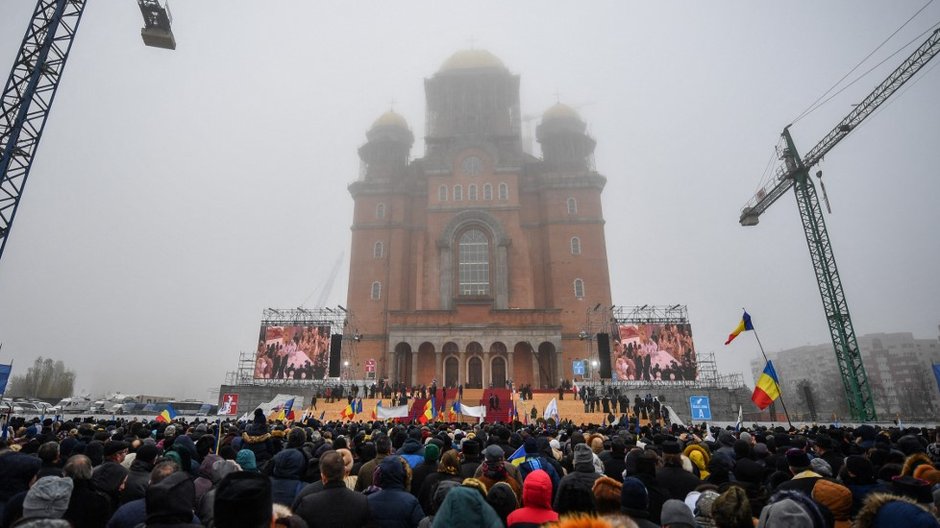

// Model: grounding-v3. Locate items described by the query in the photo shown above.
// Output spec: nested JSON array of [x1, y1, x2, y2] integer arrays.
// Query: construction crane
[[0, 0, 174, 266], [740, 28, 940, 421]]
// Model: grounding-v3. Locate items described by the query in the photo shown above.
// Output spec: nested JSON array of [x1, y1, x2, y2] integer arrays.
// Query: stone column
[[435, 351, 442, 385], [483, 350, 491, 388], [459, 351, 467, 386], [531, 354, 540, 388], [411, 349, 418, 387], [507, 350, 514, 383]]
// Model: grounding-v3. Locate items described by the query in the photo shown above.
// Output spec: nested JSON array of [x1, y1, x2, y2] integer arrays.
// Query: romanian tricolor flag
[[372, 400, 382, 420], [725, 311, 754, 345], [156, 404, 178, 424], [340, 403, 355, 420], [419, 397, 435, 424], [447, 401, 458, 422], [751, 360, 781, 410]]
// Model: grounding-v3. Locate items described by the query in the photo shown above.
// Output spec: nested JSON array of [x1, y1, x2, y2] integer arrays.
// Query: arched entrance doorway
[[491, 356, 506, 388], [468, 357, 483, 389], [444, 356, 458, 387], [394, 342, 413, 384], [536, 342, 556, 389]]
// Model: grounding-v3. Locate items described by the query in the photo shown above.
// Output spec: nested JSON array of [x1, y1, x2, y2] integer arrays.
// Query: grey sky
[[0, 1, 937, 400]]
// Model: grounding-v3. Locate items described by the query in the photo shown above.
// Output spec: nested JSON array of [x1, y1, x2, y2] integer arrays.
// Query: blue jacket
[[399, 438, 425, 470], [368, 456, 425, 528]]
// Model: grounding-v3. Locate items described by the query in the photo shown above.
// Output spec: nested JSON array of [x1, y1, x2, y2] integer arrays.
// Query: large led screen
[[254, 325, 331, 380], [611, 323, 697, 381]]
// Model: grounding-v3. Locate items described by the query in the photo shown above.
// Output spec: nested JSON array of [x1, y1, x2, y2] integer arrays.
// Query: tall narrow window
[[454, 185, 463, 201], [570, 237, 581, 255], [567, 197, 578, 215], [439, 185, 448, 201], [458, 229, 490, 295], [573, 278, 585, 299], [371, 281, 382, 300], [373, 241, 384, 259], [375, 203, 386, 219], [483, 183, 493, 200], [468, 184, 478, 200], [498, 183, 508, 200]]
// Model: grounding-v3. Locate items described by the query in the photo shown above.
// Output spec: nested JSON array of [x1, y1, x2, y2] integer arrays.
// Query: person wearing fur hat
[[683, 443, 710, 480], [853, 493, 940, 528], [592, 475, 623, 515], [241, 409, 274, 467], [553, 443, 602, 514], [713, 486, 754, 528]]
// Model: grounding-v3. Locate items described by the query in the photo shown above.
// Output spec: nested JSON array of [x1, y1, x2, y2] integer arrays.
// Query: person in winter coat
[[485, 482, 519, 527], [655, 441, 701, 501], [367, 455, 425, 528], [192, 454, 220, 505], [195, 459, 239, 528], [418, 480, 458, 528], [294, 451, 371, 528], [121, 444, 157, 504], [144, 472, 201, 528], [432, 486, 503, 528], [411, 444, 440, 497], [618, 476, 658, 528], [0, 451, 41, 521], [270, 447, 305, 506], [516, 437, 561, 500], [477, 446, 522, 500], [601, 438, 628, 482], [62, 455, 111, 528], [357, 435, 391, 491], [398, 432, 426, 471], [683, 443, 710, 480], [553, 443, 601, 513], [853, 492, 940, 528], [241, 409, 274, 468], [418, 449, 463, 514], [506, 469, 558, 528]]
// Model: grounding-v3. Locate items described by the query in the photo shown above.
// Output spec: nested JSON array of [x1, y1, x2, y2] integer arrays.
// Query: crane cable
[[791, 0, 936, 125]]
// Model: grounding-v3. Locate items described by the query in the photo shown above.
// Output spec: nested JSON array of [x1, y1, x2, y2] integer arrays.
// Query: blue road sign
[[689, 396, 712, 420], [573, 360, 585, 376]]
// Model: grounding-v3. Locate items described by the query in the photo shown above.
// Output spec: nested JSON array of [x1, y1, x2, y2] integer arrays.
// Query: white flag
[[376, 405, 410, 419], [458, 404, 487, 418], [735, 405, 743, 431], [543, 398, 559, 421]]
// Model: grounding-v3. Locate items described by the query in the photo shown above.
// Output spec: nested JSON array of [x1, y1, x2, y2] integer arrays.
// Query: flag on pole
[[0, 364, 12, 395], [356, 398, 363, 414], [725, 311, 754, 345], [447, 400, 458, 421], [420, 397, 435, 424], [543, 398, 559, 421], [156, 404, 178, 424], [508, 444, 526, 464], [340, 403, 355, 420], [735, 405, 743, 431], [751, 360, 781, 410], [318, 410, 326, 421], [372, 400, 382, 420]]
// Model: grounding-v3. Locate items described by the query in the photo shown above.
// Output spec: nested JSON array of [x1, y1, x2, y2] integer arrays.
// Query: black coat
[[63, 480, 111, 528], [122, 458, 155, 504], [295, 480, 371, 528], [656, 465, 702, 501]]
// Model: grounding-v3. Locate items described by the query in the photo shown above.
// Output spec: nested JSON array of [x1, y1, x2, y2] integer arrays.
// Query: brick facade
[[345, 50, 613, 389]]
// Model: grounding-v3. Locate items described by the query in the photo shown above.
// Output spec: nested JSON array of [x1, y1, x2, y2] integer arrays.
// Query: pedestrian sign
[[689, 396, 712, 420]]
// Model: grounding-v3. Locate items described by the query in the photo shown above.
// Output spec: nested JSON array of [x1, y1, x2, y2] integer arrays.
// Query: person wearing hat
[[661, 499, 696, 528], [214, 472, 273, 528], [241, 409, 274, 467], [476, 445, 522, 500], [505, 469, 557, 528], [618, 476, 658, 528], [656, 441, 701, 501], [417, 450, 463, 515], [553, 443, 602, 514], [367, 456, 425, 528], [774, 448, 822, 495], [713, 486, 755, 528], [458, 438, 483, 480], [22, 476, 73, 520], [123, 444, 159, 504], [811, 478, 853, 528], [516, 437, 561, 499]]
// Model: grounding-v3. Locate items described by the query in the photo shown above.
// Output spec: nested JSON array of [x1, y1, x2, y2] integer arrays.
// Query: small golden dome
[[371, 110, 409, 130], [542, 103, 583, 122], [439, 49, 506, 72]]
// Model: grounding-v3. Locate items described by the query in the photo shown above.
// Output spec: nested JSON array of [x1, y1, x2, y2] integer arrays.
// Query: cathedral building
[[346, 49, 613, 389]]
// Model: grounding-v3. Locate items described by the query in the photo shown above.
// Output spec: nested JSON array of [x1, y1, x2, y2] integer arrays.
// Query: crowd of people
[[1, 410, 939, 528]]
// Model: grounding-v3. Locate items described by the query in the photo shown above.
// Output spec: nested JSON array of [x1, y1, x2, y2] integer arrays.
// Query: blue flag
[[933, 364, 940, 395], [356, 398, 363, 414], [0, 364, 12, 395]]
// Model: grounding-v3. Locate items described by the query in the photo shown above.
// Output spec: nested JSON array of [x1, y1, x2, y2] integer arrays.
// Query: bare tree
[[6, 357, 76, 399]]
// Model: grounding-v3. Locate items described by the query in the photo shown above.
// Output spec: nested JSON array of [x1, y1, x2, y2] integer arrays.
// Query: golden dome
[[371, 110, 409, 130], [439, 49, 506, 72], [542, 103, 583, 122]]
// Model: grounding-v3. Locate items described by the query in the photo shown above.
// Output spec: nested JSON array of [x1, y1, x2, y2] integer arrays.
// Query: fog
[[0, 1, 937, 400]]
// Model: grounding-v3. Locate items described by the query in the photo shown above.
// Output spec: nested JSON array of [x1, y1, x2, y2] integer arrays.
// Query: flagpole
[[749, 323, 794, 429]]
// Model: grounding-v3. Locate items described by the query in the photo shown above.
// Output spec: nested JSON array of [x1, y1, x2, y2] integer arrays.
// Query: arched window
[[373, 241, 384, 259], [573, 278, 585, 299], [567, 197, 578, 215], [375, 203, 386, 219], [454, 185, 463, 201], [468, 184, 478, 200], [371, 281, 382, 300], [483, 183, 493, 200], [458, 229, 490, 295], [498, 183, 508, 200], [570, 237, 581, 255], [439, 185, 448, 201]]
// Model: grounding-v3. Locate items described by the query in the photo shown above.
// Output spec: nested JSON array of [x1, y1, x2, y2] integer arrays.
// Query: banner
[[0, 364, 11, 395], [458, 404, 487, 418], [218, 393, 238, 416], [612, 323, 697, 381], [254, 324, 331, 380], [376, 405, 410, 420], [933, 364, 940, 395]]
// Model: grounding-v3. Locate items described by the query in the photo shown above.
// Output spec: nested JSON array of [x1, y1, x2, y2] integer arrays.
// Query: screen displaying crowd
[[254, 325, 331, 380], [611, 322, 697, 381]]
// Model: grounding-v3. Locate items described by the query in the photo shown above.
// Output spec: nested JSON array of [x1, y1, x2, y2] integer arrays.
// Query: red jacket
[[506, 469, 558, 528]]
